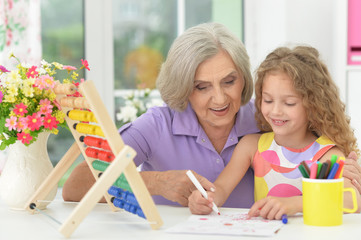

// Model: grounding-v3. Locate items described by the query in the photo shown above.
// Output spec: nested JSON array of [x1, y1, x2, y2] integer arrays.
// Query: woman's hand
[[343, 151, 361, 194], [247, 196, 302, 220], [142, 170, 214, 207], [188, 189, 216, 215]]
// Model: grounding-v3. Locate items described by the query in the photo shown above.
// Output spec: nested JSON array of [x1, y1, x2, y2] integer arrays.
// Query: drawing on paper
[[166, 211, 284, 237]]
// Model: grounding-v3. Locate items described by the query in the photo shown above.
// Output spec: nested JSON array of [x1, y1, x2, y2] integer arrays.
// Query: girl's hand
[[188, 189, 216, 215], [247, 196, 302, 220]]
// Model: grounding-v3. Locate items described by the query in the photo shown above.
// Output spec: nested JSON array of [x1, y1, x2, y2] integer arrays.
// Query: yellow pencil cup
[[303, 178, 358, 226]]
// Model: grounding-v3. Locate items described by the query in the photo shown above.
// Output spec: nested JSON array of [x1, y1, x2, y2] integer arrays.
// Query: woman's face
[[189, 50, 244, 131]]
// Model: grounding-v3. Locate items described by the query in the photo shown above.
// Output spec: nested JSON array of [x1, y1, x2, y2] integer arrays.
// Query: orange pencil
[[334, 159, 345, 178]]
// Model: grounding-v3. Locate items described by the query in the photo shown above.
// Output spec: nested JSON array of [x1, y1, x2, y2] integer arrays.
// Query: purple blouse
[[119, 101, 259, 208]]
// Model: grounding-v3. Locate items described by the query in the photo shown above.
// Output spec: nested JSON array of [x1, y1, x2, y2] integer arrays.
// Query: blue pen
[[327, 162, 339, 179], [282, 214, 288, 224]]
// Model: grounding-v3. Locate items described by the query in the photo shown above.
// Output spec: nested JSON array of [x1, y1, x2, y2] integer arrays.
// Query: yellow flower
[[52, 62, 63, 70], [34, 88, 42, 95], [4, 94, 16, 103], [71, 72, 79, 80], [23, 86, 35, 98], [23, 129, 31, 134], [8, 51, 15, 59], [50, 128, 59, 135], [48, 92, 56, 101], [23, 77, 35, 87], [22, 98, 31, 106], [7, 70, 21, 83], [54, 111, 66, 123], [8, 85, 18, 96]]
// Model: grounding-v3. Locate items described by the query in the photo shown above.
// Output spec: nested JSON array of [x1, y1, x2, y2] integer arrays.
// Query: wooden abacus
[[24, 80, 163, 238]]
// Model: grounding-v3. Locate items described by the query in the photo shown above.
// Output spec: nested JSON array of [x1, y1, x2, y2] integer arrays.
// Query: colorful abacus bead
[[92, 160, 132, 192], [85, 147, 98, 158], [82, 136, 102, 148]]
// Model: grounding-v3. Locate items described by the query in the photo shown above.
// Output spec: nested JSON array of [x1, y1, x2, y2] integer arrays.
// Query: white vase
[[0, 132, 57, 210]]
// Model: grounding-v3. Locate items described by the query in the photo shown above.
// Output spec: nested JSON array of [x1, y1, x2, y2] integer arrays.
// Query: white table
[[1, 192, 361, 240]]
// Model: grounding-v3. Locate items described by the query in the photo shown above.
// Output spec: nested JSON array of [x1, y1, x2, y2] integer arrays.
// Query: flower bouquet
[[0, 53, 90, 150], [116, 88, 163, 126]]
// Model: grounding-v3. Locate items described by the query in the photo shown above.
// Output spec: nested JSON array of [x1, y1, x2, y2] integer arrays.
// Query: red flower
[[43, 115, 58, 130], [81, 59, 90, 71], [17, 132, 33, 144], [26, 66, 39, 78], [13, 103, 28, 116], [26, 113, 43, 131]]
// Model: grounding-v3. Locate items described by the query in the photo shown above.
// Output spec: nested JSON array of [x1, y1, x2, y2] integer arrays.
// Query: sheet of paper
[[166, 211, 284, 237]]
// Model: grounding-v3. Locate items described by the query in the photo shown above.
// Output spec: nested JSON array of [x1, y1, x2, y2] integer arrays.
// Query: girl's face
[[189, 50, 244, 131], [261, 71, 309, 141]]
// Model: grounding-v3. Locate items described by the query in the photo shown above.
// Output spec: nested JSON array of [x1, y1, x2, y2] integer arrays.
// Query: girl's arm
[[188, 134, 260, 215]]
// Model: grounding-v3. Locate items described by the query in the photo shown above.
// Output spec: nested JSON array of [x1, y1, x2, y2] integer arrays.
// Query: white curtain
[[0, 0, 41, 67], [0, 0, 41, 173]]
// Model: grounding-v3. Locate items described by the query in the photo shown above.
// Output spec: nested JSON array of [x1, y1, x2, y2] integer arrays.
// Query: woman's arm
[[62, 161, 105, 202], [343, 151, 361, 194], [319, 148, 361, 213], [141, 170, 214, 206], [62, 162, 212, 206]]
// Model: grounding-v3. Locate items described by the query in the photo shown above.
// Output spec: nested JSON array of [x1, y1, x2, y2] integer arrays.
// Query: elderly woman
[[62, 22, 361, 207]]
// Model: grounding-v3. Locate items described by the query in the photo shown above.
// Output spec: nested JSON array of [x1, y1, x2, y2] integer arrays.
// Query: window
[[111, 0, 243, 126], [42, 0, 243, 167], [41, 0, 84, 175]]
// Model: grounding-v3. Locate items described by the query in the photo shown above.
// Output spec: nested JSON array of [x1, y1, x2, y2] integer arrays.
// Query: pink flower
[[26, 113, 43, 131], [39, 99, 53, 115], [39, 99, 51, 107], [35, 74, 55, 89], [5, 116, 17, 131], [63, 65, 77, 71], [26, 66, 39, 78], [43, 115, 58, 130], [13, 103, 28, 116], [81, 59, 90, 71], [39, 105, 53, 115], [34, 76, 47, 89], [17, 132, 33, 144], [16, 117, 28, 132], [0, 65, 10, 73], [0, 90, 3, 104]]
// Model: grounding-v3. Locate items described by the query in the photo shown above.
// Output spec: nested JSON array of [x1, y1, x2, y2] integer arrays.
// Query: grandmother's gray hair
[[156, 22, 253, 111]]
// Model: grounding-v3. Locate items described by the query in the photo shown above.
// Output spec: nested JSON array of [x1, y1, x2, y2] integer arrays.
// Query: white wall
[[244, 0, 361, 149], [245, 0, 341, 82]]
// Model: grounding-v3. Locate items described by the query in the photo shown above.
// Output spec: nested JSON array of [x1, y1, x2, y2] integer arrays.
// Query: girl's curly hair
[[254, 45, 359, 157]]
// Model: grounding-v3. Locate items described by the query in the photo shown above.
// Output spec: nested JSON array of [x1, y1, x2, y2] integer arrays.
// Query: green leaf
[[0, 118, 5, 132], [0, 142, 6, 151]]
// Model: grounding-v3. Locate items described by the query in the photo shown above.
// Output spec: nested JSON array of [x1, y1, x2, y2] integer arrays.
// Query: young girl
[[188, 45, 361, 219]]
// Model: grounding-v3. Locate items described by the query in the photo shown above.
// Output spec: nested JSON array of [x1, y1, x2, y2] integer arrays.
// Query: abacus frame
[[24, 80, 163, 238]]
